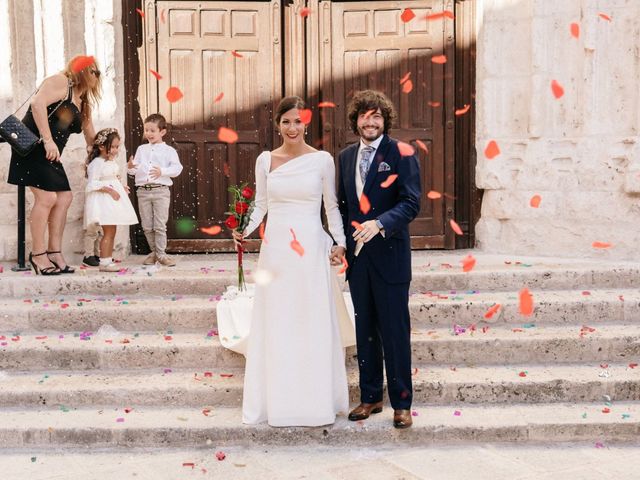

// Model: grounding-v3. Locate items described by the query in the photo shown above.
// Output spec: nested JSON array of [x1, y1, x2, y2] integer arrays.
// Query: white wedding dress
[[240, 150, 350, 427]]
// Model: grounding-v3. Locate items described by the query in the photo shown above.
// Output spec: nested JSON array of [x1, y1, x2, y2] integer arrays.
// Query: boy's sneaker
[[157, 255, 176, 267], [99, 263, 121, 272], [142, 252, 157, 265], [82, 255, 100, 267]]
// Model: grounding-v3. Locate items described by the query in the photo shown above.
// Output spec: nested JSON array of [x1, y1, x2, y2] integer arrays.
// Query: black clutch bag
[[0, 114, 41, 156]]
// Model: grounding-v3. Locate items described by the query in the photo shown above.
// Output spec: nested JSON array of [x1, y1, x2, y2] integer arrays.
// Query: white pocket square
[[378, 162, 391, 172]]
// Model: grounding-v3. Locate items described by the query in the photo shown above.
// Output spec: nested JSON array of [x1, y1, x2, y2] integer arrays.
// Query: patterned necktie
[[359, 146, 375, 183]]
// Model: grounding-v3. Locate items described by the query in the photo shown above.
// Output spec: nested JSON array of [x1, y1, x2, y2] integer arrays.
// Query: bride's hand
[[232, 230, 244, 251], [329, 246, 346, 266]]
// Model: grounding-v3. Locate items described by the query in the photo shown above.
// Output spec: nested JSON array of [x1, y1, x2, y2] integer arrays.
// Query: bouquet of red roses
[[225, 184, 255, 291]]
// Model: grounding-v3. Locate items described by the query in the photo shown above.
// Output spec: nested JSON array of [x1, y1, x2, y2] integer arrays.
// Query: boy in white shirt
[[127, 114, 183, 266]]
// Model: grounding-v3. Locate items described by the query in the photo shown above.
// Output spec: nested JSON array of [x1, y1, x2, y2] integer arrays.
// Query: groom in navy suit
[[334, 90, 421, 429]]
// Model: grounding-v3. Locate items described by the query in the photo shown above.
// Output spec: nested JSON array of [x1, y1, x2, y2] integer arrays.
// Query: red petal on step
[[450, 219, 463, 235], [432, 55, 447, 64], [551, 80, 565, 99], [136, 8, 145, 18], [519, 288, 534, 316], [339, 256, 349, 275], [592, 241, 612, 249], [300, 7, 311, 18], [629, 363, 638, 369], [380, 174, 398, 188], [402, 79, 414, 94], [220, 373, 234, 378], [570, 22, 580, 39], [598, 13, 612, 21], [351, 221, 364, 231], [416, 139, 429, 154], [149, 69, 162, 80], [400, 72, 411, 85], [427, 191, 442, 199], [400, 8, 416, 23], [398, 141, 415, 157], [455, 104, 471, 116], [318, 101, 336, 108], [518, 371, 527, 377], [218, 127, 238, 144], [231, 50, 243, 58], [215, 451, 226, 461], [359, 194, 371, 214], [71, 56, 95, 73], [214, 92, 224, 103], [182, 463, 195, 468], [200, 225, 222, 236], [203, 372, 213, 377], [484, 140, 500, 160], [602, 408, 611, 413], [299, 109, 312, 125], [484, 303, 501, 319], [461, 254, 476, 273], [202, 408, 211, 416], [166, 86, 184, 103], [530, 195, 541, 208]]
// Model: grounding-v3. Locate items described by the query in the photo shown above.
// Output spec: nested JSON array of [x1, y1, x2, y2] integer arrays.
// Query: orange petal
[[598, 13, 612, 21], [149, 69, 162, 81], [428, 101, 441, 107], [416, 139, 429, 153], [400, 72, 411, 85], [136, 8, 145, 18], [551, 80, 564, 99], [380, 174, 398, 188], [71, 56, 95, 73], [461, 254, 476, 273], [214, 92, 224, 103], [484, 140, 500, 160], [400, 8, 416, 23], [299, 109, 312, 125], [289, 228, 305, 257], [519, 288, 534, 316], [425, 10, 455, 21], [427, 191, 442, 199], [218, 127, 238, 144], [402, 79, 413, 94], [432, 55, 447, 64], [231, 50, 243, 58], [338, 256, 349, 275], [300, 7, 311, 18], [166, 86, 184, 103], [484, 303, 502, 319], [359, 194, 371, 214], [450, 219, 463, 235], [529, 194, 541, 208], [592, 241, 612, 249], [398, 142, 415, 157], [570, 22, 580, 39], [363, 109, 377, 119], [351, 221, 364, 231], [455, 104, 471, 116], [200, 225, 222, 236], [160, 9, 166, 24], [318, 101, 336, 108]]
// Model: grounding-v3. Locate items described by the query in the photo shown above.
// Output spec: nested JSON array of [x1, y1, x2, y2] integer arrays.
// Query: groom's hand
[[329, 246, 346, 266], [352, 220, 380, 243]]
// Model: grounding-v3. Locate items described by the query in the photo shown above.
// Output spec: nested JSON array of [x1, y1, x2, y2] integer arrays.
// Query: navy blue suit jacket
[[337, 135, 421, 284]]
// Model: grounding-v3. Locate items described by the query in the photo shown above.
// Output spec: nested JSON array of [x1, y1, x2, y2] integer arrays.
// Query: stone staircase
[[0, 251, 639, 448]]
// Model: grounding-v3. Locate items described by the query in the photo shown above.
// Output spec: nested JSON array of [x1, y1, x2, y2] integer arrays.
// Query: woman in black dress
[[7, 56, 101, 274]]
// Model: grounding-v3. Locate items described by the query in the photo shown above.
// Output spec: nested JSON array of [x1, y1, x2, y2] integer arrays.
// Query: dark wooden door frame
[[121, 0, 479, 253]]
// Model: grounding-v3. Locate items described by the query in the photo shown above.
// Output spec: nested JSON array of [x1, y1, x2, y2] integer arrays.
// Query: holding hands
[[329, 246, 346, 266]]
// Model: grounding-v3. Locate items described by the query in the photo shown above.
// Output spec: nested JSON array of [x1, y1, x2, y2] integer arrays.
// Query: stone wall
[[0, 0, 128, 262], [476, 0, 640, 260]]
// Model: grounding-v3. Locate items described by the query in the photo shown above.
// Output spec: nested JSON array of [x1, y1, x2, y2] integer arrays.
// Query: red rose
[[235, 201, 249, 215], [241, 187, 254, 199], [225, 215, 239, 229]]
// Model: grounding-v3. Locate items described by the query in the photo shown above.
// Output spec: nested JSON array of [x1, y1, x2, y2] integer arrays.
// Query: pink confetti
[[411, 410, 419, 417], [116, 418, 125, 423], [595, 442, 605, 449], [454, 410, 462, 416]]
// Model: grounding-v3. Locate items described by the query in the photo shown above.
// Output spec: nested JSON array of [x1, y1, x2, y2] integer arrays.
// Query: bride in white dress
[[233, 96, 350, 427]]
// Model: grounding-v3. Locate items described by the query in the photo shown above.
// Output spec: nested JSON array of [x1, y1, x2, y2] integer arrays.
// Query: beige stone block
[[479, 76, 531, 137], [624, 165, 640, 194]]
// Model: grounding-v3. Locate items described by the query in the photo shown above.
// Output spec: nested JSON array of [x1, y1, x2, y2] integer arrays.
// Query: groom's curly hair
[[347, 90, 397, 136]]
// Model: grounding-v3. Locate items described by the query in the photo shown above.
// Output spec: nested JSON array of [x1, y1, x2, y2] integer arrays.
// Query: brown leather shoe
[[393, 409, 413, 429], [348, 401, 384, 421]]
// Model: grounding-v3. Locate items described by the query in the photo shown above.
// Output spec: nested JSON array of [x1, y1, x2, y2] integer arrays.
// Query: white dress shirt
[[128, 142, 183, 186]]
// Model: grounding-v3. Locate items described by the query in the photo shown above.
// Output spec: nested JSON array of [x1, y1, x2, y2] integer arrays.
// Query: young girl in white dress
[[84, 128, 138, 272]]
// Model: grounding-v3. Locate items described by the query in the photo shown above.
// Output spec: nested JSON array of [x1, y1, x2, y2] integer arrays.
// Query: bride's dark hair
[[274, 96, 306, 126]]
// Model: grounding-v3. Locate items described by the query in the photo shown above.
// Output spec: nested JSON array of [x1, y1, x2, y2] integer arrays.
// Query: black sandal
[[29, 252, 60, 276], [47, 251, 75, 274]]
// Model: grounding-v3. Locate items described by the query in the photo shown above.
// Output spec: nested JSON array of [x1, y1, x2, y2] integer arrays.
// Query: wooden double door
[[128, 0, 472, 252]]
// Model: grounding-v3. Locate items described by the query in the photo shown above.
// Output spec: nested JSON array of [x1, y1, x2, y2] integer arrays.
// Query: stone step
[[0, 363, 638, 408], [2, 253, 640, 298], [0, 402, 638, 448], [1, 288, 638, 333], [1, 325, 638, 371]]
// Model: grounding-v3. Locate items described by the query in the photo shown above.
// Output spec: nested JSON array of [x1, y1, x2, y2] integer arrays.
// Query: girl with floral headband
[[84, 128, 138, 272]]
